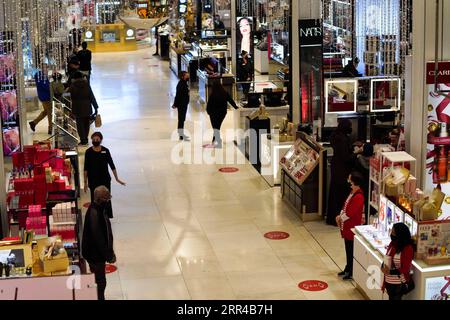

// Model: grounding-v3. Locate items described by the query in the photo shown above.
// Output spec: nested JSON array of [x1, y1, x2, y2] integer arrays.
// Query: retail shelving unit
[[368, 150, 416, 223], [45, 190, 85, 273]]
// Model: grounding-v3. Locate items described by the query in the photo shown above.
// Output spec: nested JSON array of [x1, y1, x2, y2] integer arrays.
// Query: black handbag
[[401, 276, 415, 295], [390, 264, 415, 295]]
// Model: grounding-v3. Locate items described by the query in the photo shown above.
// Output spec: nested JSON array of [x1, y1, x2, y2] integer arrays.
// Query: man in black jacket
[[77, 42, 92, 81], [172, 71, 190, 141], [82, 186, 115, 300], [68, 71, 99, 145], [342, 57, 361, 77]]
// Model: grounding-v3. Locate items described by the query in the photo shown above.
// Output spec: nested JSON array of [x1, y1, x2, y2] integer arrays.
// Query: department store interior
[[0, 0, 449, 302]]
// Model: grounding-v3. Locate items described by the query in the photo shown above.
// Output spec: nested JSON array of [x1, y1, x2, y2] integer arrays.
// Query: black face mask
[[391, 235, 398, 242], [92, 141, 101, 147]]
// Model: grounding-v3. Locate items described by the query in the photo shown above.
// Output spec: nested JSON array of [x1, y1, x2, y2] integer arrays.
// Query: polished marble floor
[[26, 48, 364, 300]]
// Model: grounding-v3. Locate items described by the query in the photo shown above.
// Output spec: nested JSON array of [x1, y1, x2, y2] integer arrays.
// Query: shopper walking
[[29, 65, 52, 135], [336, 172, 365, 280], [82, 186, 116, 300], [172, 71, 190, 141], [84, 132, 126, 212], [381, 223, 415, 300], [206, 81, 238, 148], [68, 71, 99, 145], [326, 118, 355, 226], [77, 41, 92, 81]]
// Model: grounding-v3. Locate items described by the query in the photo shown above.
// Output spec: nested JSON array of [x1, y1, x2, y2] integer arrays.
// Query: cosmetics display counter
[[0, 142, 96, 299], [233, 105, 289, 146], [353, 150, 450, 300], [353, 225, 450, 301]]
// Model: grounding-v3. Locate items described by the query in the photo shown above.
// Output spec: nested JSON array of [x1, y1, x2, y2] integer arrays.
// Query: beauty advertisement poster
[[425, 62, 450, 220]]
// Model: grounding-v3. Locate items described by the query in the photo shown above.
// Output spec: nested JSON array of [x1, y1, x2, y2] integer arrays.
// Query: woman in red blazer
[[336, 172, 365, 280], [381, 223, 414, 300]]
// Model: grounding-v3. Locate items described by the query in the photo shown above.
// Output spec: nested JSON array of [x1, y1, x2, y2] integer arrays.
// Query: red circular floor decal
[[219, 167, 239, 173], [264, 231, 290, 240], [105, 264, 117, 274], [298, 280, 328, 292], [83, 202, 91, 208]]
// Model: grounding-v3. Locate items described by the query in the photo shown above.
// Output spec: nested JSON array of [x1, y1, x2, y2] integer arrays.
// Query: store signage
[[219, 167, 239, 173], [298, 19, 323, 47], [427, 62, 450, 84], [264, 231, 290, 240], [105, 264, 118, 274], [298, 280, 328, 292]]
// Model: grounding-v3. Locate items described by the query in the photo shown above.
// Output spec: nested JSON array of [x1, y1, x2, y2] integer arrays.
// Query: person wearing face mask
[[326, 118, 356, 226], [83, 132, 126, 212], [381, 223, 414, 300], [336, 172, 365, 280], [82, 186, 116, 300]]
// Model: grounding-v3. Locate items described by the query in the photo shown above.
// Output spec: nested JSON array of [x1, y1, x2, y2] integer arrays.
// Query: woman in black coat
[[326, 119, 355, 226], [68, 71, 99, 145], [206, 81, 238, 148], [82, 186, 116, 300], [172, 71, 190, 141]]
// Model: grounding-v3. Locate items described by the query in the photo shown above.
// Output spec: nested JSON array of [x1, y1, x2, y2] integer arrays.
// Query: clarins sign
[[298, 19, 323, 47], [426, 61, 450, 84]]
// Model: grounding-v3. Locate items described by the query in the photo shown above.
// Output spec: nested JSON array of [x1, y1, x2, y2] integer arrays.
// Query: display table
[[233, 105, 289, 145], [197, 71, 235, 104], [260, 134, 294, 186], [353, 226, 450, 300], [255, 49, 269, 74], [0, 274, 96, 300]]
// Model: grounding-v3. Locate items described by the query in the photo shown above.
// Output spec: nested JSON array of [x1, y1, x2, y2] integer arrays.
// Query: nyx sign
[[298, 19, 323, 47]]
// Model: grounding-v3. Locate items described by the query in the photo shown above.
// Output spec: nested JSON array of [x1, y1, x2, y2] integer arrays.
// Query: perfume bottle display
[[429, 122, 450, 185]]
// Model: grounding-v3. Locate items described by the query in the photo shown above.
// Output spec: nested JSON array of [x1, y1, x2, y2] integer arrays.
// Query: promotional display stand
[[280, 132, 325, 221], [353, 151, 450, 300]]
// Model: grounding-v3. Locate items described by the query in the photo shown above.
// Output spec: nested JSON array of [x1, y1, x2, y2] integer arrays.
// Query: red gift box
[[35, 150, 52, 165], [23, 146, 37, 166], [12, 152, 24, 169], [50, 157, 64, 171], [14, 178, 33, 191], [54, 179, 66, 191], [46, 183, 55, 193]]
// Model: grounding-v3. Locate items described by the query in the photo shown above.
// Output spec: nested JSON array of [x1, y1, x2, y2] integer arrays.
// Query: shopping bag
[[95, 114, 102, 128]]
